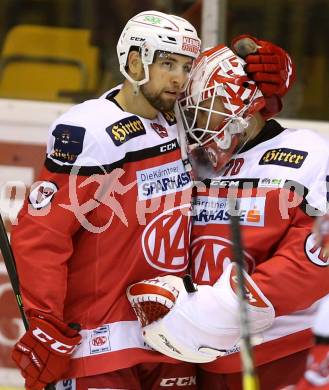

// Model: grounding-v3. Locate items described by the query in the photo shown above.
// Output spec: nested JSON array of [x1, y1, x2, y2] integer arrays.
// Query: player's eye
[[183, 64, 192, 74], [161, 61, 174, 70]]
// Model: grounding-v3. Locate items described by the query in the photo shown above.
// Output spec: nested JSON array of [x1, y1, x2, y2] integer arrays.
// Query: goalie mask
[[117, 10, 201, 87], [178, 45, 266, 179]]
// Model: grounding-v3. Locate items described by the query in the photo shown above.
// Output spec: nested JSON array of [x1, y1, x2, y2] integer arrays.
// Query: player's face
[[141, 53, 193, 112], [196, 97, 226, 131]]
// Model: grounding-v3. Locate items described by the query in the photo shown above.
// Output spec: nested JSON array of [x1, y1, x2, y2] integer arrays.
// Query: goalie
[[127, 42, 329, 390]]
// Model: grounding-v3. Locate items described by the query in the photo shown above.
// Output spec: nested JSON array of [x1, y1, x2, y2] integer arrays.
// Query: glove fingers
[[245, 54, 280, 64], [251, 72, 282, 84], [245, 63, 281, 73]]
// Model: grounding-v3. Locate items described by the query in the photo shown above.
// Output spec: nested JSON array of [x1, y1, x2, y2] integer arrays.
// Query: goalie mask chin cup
[[188, 125, 241, 180], [117, 10, 201, 87], [179, 45, 266, 179]]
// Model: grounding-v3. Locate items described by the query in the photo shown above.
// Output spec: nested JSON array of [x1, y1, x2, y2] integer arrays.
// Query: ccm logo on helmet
[[130, 36, 145, 42]]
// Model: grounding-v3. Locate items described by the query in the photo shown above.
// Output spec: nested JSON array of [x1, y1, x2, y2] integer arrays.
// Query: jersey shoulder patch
[[162, 111, 177, 126], [106, 115, 146, 146], [50, 123, 86, 163]]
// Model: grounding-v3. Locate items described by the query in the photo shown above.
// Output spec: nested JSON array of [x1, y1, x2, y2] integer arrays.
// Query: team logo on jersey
[[137, 160, 192, 200], [162, 111, 177, 126], [106, 115, 146, 146], [304, 233, 329, 266], [259, 148, 308, 168], [142, 205, 191, 272], [89, 325, 111, 355], [28, 181, 58, 209], [51, 124, 86, 164], [150, 122, 168, 138], [191, 236, 255, 284], [193, 196, 265, 227]]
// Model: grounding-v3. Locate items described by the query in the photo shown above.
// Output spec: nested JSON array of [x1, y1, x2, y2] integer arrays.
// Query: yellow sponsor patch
[[259, 148, 308, 168]]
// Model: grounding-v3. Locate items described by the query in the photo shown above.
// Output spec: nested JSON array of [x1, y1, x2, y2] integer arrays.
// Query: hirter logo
[[142, 205, 191, 272], [191, 236, 255, 284]]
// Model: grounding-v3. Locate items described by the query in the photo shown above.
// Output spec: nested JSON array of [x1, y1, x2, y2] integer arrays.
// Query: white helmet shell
[[117, 10, 201, 86]]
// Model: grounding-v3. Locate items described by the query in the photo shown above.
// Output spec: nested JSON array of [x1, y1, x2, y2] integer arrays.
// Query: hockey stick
[[0, 213, 56, 390], [228, 196, 260, 390], [0, 213, 28, 330]]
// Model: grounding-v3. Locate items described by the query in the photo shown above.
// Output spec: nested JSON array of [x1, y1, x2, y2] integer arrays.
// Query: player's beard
[[140, 85, 176, 112]]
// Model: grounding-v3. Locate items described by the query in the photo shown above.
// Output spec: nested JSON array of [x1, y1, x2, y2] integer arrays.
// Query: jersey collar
[[239, 119, 285, 154]]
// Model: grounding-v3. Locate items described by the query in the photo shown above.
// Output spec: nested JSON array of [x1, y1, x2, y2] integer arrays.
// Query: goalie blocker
[[127, 263, 275, 363]]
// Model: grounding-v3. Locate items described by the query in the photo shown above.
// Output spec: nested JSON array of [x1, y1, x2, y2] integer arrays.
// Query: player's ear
[[127, 50, 144, 81]]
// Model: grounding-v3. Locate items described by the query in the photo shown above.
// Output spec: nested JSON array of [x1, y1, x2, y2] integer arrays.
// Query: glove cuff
[[260, 95, 283, 119], [29, 309, 80, 337], [29, 310, 81, 355]]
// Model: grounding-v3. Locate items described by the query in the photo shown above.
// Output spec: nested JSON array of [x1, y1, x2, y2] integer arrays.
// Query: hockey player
[[10, 9, 296, 390], [188, 47, 329, 386], [11, 10, 201, 390], [127, 44, 329, 389]]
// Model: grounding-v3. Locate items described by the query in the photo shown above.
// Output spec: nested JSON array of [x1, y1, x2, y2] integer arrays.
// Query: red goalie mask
[[178, 45, 266, 178]]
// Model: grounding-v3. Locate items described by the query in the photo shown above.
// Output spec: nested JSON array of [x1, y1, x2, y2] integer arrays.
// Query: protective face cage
[[178, 45, 265, 179]]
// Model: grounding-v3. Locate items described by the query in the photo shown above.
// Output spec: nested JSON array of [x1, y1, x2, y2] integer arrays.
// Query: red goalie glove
[[232, 34, 296, 118], [12, 311, 81, 390]]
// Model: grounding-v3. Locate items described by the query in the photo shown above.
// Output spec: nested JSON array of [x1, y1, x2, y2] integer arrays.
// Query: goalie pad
[[127, 263, 275, 363]]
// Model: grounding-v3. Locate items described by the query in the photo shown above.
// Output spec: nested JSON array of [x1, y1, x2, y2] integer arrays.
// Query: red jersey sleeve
[[252, 204, 329, 317], [11, 164, 100, 320]]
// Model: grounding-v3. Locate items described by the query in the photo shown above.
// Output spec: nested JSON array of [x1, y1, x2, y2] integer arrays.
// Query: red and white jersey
[[191, 120, 329, 373], [11, 86, 193, 378]]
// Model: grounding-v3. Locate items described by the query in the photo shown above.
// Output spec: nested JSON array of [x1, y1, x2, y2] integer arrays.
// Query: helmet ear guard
[[179, 45, 266, 178]]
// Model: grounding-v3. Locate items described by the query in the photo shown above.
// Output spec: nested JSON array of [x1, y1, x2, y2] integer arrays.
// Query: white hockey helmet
[[179, 45, 266, 178], [117, 10, 201, 86]]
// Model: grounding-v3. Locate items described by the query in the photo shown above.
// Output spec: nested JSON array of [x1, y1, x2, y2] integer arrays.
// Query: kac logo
[[305, 233, 329, 266], [142, 205, 191, 272], [29, 181, 58, 209], [191, 236, 255, 284]]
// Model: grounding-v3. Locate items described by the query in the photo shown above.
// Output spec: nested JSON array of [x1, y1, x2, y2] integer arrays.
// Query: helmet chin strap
[[120, 63, 150, 95]]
